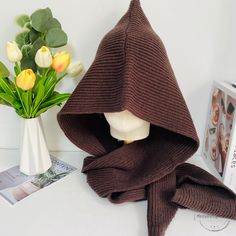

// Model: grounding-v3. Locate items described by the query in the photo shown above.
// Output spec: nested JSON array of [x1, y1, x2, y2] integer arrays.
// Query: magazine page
[[203, 85, 236, 178], [0, 156, 77, 205]]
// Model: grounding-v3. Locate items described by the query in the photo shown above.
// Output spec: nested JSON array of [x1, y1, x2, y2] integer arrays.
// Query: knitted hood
[[58, 0, 199, 156], [58, 1, 236, 236]]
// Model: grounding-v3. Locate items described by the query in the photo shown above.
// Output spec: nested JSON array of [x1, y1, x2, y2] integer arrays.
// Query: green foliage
[[15, 14, 30, 28], [21, 44, 32, 58], [0, 93, 15, 105], [35, 92, 70, 117], [14, 64, 21, 76], [20, 57, 37, 71], [47, 18, 61, 30], [0, 71, 71, 118], [0, 77, 25, 116], [0, 62, 10, 77], [46, 28, 67, 48], [0, 7, 72, 118], [33, 82, 45, 110], [0, 77, 16, 98], [15, 30, 30, 49], [15, 7, 68, 71], [31, 8, 53, 32], [32, 38, 46, 56], [22, 90, 32, 115], [28, 29, 40, 43]]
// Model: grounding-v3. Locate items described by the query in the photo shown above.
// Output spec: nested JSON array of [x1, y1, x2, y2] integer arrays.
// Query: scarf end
[[148, 225, 166, 236]]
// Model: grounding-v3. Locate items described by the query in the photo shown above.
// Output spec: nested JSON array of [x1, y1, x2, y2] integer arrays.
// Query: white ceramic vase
[[19, 116, 52, 176]]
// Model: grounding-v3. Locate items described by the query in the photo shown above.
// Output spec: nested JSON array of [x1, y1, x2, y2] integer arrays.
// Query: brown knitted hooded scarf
[[58, 0, 236, 235]]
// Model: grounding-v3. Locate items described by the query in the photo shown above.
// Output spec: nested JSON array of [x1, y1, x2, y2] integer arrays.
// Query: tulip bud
[[6, 41, 22, 63], [35, 46, 52, 68], [16, 69, 36, 91], [66, 61, 84, 77], [52, 51, 70, 73]]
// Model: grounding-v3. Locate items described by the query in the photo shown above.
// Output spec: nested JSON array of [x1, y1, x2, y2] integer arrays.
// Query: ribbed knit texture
[[57, 1, 236, 235]]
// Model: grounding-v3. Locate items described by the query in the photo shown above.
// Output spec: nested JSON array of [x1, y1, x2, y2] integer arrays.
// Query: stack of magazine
[[0, 156, 77, 205], [203, 80, 236, 193]]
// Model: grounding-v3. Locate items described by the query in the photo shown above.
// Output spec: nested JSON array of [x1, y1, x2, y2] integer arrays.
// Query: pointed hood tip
[[129, 0, 141, 11], [121, 0, 151, 27], [131, 0, 140, 5]]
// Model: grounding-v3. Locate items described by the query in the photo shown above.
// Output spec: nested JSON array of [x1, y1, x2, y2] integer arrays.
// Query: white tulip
[[67, 61, 84, 77], [6, 41, 22, 63], [35, 46, 53, 68]]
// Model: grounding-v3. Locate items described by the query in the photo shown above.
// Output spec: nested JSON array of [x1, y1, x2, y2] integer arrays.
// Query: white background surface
[[0, 150, 235, 236], [0, 0, 236, 152]]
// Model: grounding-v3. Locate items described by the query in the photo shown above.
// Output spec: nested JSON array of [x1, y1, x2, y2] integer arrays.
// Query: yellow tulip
[[16, 69, 36, 91], [52, 51, 70, 73]]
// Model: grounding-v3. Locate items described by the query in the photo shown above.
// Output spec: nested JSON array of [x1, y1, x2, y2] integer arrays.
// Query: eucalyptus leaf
[[21, 44, 33, 58], [47, 18, 61, 30], [24, 22, 32, 30], [32, 38, 46, 56], [15, 30, 30, 49], [20, 56, 37, 72], [15, 14, 30, 28], [45, 28, 67, 48], [31, 8, 53, 32], [0, 62, 10, 77], [29, 28, 40, 43]]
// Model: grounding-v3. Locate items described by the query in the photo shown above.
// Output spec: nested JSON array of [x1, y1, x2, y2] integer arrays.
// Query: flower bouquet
[[0, 8, 84, 175]]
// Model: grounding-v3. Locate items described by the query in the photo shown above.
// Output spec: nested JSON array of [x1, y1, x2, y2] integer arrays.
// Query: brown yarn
[[58, 0, 236, 235]]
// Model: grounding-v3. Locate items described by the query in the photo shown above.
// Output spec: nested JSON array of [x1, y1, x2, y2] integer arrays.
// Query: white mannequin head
[[104, 110, 150, 143]]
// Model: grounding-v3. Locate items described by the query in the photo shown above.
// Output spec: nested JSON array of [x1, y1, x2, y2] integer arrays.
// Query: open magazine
[[203, 81, 236, 193], [0, 156, 77, 205]]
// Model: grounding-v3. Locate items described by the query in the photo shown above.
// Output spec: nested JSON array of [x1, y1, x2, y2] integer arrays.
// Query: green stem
[[31, 73, 67, 116], [14, 72, 29, 118], [14, 62, 21, 76], [15, 86, 29, 118], [42, 68, 46, 76], [46, 67, 50, 75], [41, 67, 51, 85], [31, 72, 67, 117], [16, 62, 21, 71]]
